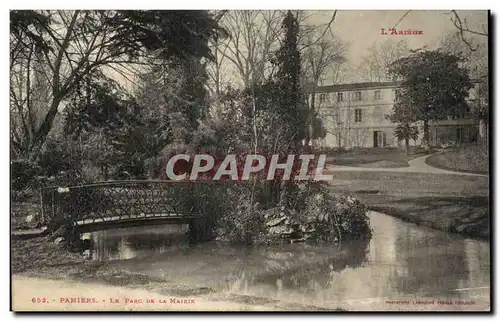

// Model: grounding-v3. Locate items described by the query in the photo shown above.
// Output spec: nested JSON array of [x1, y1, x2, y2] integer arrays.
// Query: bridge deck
[[40, 181, 220, 233], [74, 213, 198, 233]]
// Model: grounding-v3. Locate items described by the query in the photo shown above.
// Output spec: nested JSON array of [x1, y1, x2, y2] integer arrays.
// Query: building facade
[[308, 81, 480, 149]]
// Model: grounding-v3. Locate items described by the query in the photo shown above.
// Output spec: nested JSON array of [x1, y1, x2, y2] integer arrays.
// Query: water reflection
[[83, 225, 189, 261], [391, 224, 468, 296], [85, 211, 490, 309]]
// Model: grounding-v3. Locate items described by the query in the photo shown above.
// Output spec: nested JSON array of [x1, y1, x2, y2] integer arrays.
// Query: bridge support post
[[188, 219, 200, 243], [188, 218, 214, 243]]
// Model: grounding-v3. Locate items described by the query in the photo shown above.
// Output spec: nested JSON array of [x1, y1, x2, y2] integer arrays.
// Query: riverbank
[[12, 259, 333, 311], [327, 170, 489, 240], [11, 211, 490, 312], [11, 237, 340, 311]]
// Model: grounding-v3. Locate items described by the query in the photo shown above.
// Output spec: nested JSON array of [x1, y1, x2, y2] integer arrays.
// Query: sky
[[306, 10, 489, 83], [112, 10, 489, 90]]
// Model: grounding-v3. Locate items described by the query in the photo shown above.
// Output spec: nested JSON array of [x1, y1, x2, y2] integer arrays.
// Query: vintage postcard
[[10, 9, 490, 312]]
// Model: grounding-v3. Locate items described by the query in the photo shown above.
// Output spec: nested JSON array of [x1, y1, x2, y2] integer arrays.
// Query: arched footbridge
[[40, 181, 234, 233]]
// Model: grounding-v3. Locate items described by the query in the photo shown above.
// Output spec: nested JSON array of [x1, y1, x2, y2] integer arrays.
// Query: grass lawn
[[426, 144, 489, 174], [11, 202, 42, 231], [327, 171, 490, 239], [326, 147, 435, 168]]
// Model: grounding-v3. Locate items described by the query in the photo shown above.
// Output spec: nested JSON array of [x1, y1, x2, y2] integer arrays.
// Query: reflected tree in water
[[389, 225, 468, 296]]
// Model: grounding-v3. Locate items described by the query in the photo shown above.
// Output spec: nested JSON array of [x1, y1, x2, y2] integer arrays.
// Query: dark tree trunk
[[304, 92, 316, 147], [30, 97, 62, 154], [423, 119, 429, 148]]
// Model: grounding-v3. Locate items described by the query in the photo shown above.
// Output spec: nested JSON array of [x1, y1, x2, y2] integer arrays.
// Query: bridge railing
[[41, 180, 244, 227]]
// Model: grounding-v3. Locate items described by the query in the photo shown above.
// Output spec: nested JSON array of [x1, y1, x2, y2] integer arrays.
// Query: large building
[[308, 81, 481, 149]]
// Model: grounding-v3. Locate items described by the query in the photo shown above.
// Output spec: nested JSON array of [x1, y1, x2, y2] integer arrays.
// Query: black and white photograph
[[9, 8, 491, 312]]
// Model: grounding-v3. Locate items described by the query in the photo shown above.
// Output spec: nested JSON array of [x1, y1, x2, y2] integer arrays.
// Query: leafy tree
[[191, 11, 311, 207], [10, 10, 223, 156], [394, 123, 419, 155], [11, 159, 40, 191], [146, 57, 210, 131], [386, 89, 419, 154], [476, 78, 489, 139], [388, 49, 473, 147], [439, 27, 489, 146], [62, 72, 144, 179], [37, 137, 84, 182], [135, 60, 211, 178], [311, 117, 327, 140], [273, 11, 308, 151], [266, 11, 309, 207], [10, 10, 51, 58]]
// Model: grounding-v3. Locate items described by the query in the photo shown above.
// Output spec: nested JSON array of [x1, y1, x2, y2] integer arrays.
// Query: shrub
[[302, 188, 372, 242], [38, 138, 83, 178], [11, 159, 40, 191], [214, 186, 270, 244], [313, 146, 346, 155], [214, 182, 372, 245]]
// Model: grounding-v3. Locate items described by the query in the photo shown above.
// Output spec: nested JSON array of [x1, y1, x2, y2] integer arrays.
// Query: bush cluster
[[214, 182, 372, 245]]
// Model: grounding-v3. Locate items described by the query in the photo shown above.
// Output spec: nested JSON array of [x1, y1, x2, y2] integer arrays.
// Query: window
[[337, 92, 343, 102], [319, 93, 327, 103], [354, 91, 362, 101], [456, 127, 465, 143], [374, 90, 381, 100], [355, 109, 362, 122], [373, 107, 383, 120], [333, 109, 340, 121]]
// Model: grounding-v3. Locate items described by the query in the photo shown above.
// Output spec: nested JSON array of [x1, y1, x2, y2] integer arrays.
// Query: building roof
[[306, 81, 401, 93], [307, 78, 484, 94]]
